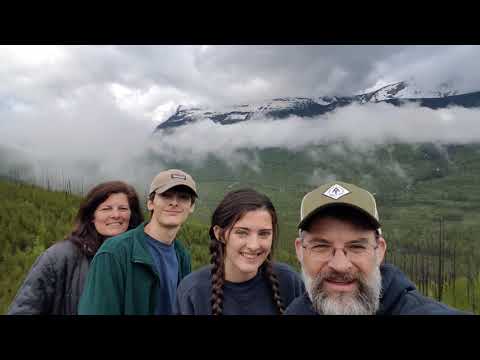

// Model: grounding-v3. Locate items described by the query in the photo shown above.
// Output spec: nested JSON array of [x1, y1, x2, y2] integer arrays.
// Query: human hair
[[209, 188, 285, 315], [147, 185, 196, 218], [68, 181, 144, 257], [299, 204, 381, 242]]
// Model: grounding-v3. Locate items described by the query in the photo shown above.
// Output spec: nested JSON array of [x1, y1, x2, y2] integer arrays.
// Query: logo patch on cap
[[171, 174, 187, 180], [323, 184, 350, 200]]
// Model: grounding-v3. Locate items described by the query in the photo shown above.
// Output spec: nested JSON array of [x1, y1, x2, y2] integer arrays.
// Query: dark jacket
[[78, 222, 191, 315], [7, 239, 90, 315], [284, 263, 468, 315]]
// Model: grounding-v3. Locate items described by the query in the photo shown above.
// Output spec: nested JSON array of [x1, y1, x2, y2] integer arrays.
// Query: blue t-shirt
[[145, 234, 179, 315], [174, 262, 305, 315]]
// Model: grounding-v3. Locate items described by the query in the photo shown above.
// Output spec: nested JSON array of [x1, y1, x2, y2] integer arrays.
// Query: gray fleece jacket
[[7, 239, 90, 315]]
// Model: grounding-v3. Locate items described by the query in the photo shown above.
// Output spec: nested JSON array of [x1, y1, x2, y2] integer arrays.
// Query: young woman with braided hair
[[175, 188, 304, 315]]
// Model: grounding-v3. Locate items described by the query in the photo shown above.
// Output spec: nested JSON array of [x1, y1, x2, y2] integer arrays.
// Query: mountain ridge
[[155, 80, 480, 131]]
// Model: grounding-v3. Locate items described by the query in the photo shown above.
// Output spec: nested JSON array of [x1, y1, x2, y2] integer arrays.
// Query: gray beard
[[302, 265, 382, 315]]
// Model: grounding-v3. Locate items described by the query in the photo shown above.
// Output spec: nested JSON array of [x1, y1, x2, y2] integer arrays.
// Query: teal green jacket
[[78, 222, 191, 315]]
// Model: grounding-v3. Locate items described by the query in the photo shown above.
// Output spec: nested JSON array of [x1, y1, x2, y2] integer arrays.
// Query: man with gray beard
[[285, 181, 465, 315]]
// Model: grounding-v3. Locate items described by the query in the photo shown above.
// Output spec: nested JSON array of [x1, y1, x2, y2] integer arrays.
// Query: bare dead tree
[[419, 251, 425, 295], [436, 218, 444, 302], [467, 251, 473, 313], [472, 239, 478, 314], [452, 235, 457, 307]]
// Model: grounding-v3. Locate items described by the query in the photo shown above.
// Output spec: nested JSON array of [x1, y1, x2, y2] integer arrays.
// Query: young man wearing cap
[[79, 169, 198, 315], [285, 181, 465, 315]]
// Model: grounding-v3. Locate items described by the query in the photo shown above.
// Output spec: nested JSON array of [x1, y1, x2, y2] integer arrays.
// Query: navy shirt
[[174, 262, 305, 315], [145, 234, 179, 315], [284, 263, 468, 315]]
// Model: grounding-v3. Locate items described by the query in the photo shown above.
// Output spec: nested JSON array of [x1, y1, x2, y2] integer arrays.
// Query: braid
[[210, 236, 225, 315], [263, 257, 286, 314]]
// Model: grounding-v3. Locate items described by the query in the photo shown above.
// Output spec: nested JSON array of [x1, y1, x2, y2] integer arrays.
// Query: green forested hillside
[[2, 139, 480, 317], [166, 143, 480, 253], [0, 179, 82, 314]]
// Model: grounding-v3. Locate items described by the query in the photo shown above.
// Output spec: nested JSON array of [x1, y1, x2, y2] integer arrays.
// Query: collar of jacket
[[130, 221, 185, 273], [131, 222, 154, 267], [376, 263, 416, 315]]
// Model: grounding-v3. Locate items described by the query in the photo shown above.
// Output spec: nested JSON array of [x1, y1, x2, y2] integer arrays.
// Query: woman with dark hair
[[7, 181, 144, 315], [175, 188, 304, 315]]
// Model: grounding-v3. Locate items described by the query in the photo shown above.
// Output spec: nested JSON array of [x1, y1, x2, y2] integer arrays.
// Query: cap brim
[[151, 181, 198, 197], [298, 202, 381, 230]]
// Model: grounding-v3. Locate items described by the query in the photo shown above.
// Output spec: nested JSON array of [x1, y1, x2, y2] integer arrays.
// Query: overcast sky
[[1, 45, 480, 125], [1, 45, 480, 191]]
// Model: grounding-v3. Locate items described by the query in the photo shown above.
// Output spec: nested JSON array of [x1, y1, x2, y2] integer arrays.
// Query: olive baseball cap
[[149, 169, 198, 197], [299, 181, 380, 230]]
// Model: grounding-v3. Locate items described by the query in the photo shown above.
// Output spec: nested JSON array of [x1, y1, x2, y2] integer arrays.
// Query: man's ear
[[295, 238, 304, 263], [189, 202, 195, 213], [377, 236, 387, 265], [147, 198, 154, 212]]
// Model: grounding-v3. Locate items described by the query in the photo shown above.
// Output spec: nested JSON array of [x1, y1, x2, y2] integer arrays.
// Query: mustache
[[314, 270, 360, 287]]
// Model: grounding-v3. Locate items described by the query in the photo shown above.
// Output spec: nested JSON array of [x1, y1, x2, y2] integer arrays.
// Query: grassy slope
[[0, 179, 82, 314]]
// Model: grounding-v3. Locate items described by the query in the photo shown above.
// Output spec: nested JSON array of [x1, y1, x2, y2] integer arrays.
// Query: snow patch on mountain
[[364, 80, 460, 102], [156, 80, 471, 130]]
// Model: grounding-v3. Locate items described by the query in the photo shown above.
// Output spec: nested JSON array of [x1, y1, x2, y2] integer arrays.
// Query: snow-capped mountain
[[155, 81, 478, 131], [160, 96, 341, 128], [357, 80, 460, 103]]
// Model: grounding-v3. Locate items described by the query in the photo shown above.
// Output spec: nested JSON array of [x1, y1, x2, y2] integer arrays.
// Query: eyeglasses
[[302, 241, 379, 261]]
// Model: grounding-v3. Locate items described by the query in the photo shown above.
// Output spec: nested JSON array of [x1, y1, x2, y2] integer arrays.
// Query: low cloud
[[2, 99, 480, 195], [152, 102, 480, 155], [0, 84, 159, 194]]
